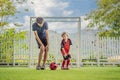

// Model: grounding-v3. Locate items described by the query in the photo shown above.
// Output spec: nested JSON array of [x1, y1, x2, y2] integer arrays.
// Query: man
[[32, 17, 49, 70]]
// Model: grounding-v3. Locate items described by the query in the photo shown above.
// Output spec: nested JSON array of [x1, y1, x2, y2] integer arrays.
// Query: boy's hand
[[64, 54, 71, 60], [63, 54, 67, 60], [64, 54, 67, 57]]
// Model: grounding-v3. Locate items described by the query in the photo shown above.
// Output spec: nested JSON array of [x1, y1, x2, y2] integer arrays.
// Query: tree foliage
[[0, 0, 16, 16], [0, 0, 27, 64], [0, 0, 16, 27], [0, 28, 27, 63], [86, 0, 120, 37]]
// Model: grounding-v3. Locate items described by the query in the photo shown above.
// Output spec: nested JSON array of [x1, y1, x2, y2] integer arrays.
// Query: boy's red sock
[[66, 59, 70, 68], [62, 60, 65, 68]]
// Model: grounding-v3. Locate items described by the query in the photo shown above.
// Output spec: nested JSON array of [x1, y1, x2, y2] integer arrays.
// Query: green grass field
[[0, 67, 120, 80]]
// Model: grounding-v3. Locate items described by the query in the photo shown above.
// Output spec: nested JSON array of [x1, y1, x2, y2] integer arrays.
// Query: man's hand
[[45, 44, 49, 52], [41, 44, 45, 50]]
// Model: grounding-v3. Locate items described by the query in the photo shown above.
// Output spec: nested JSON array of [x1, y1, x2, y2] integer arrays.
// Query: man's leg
[[42, 47, 48, 68], [38, 48, 44, 66], [36, 48, 44, 70]]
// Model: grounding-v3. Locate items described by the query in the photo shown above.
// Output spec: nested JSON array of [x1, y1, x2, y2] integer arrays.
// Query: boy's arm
[[61, 40, 67, 57], [69, 39, 72, 55], [61, 48, 67, 56], [69, 39, 72, 45]]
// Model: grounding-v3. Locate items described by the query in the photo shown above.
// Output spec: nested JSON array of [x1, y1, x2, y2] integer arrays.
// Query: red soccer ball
[[49, 62, 58, 70]]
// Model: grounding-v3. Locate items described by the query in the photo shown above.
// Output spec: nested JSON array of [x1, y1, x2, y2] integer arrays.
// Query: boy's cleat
[[61, 67, 66, 70], [36, 66, 41, 70], [65, 67, 69, 70], [61, 67, 69, 70]]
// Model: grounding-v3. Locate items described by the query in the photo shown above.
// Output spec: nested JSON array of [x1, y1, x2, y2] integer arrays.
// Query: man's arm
[[33, 31, 43, 46], [46, 30, 49, 47]]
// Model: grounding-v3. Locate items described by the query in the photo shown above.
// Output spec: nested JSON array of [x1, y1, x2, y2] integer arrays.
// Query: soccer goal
[[29, 17, 81, 68]]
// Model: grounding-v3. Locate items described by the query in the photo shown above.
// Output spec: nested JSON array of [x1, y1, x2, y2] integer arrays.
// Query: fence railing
[[0, 30, 120, 67], [81, 36, 120, 66]]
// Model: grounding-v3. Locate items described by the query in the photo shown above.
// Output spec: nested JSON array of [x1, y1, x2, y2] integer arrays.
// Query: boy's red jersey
[[61, 38, 72, 55]]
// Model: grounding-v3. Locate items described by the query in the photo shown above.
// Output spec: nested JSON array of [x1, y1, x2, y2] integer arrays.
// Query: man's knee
[[40, 48, 45, 53], [45, 50, 48, 54]]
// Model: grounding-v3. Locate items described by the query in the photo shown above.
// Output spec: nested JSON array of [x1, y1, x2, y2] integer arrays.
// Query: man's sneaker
[[41, 65, 45, 70], [36, 66, 41, 70]]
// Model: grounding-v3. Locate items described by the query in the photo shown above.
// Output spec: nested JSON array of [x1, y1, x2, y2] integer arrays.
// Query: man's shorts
[[36, 38, 47, 48]]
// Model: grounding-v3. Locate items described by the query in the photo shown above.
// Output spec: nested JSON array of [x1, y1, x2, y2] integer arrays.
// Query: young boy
[[61, 32, 72, 70]]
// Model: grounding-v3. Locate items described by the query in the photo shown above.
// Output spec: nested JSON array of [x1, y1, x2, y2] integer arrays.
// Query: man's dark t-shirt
[[32, 22, 48, 39]]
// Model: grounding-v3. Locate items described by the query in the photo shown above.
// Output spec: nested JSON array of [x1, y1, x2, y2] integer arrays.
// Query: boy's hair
[[61, 32, 68, 37]]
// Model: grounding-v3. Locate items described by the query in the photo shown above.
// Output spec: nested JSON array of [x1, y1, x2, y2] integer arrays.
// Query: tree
[[0, 0, 27, 64], [86, 0, 120, 37], [0, 0, 16, 27], [0, 28, 27, 63]]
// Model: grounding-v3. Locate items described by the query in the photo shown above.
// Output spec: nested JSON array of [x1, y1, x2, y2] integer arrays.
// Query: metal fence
[[0, 17, 120, 67], [81, 31, 120, 66]]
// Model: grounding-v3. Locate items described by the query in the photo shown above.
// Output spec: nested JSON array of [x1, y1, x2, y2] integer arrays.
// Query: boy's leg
[[61, 49, 68, 69], [66, 59, 70, 69], [66, 54, 71, 68], [61, 56, 68, 70], [62, 60, 65, 68]]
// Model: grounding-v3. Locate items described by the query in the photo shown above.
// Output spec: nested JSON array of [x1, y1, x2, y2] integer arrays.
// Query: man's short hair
[[36, 17, 43, 23]]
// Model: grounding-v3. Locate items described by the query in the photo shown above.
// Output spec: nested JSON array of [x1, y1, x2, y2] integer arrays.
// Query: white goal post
[[29, 17, 81, 68]]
